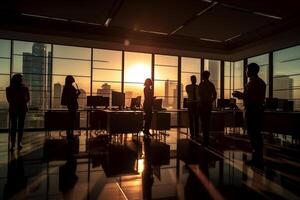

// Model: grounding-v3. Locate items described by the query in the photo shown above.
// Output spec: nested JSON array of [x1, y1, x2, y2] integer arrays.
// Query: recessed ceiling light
[[104, 18, 112, 27], [253, 12, 282, 20], [140, 30, 168, 35], [21, 13, 68, 21], [200, 38, 222, 43], [225, 34, 241, 42]]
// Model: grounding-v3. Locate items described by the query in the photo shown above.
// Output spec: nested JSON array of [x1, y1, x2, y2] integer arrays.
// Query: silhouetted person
[[186, 75, 200, 139], [6, 74, 30, 151], [143, 78, 154, 137], [61, 75, 80, 140], [142, 138, 154, 200], [4, 153, 27, 199], [233, 63, 266, 167], [199, 71, 217, 146]]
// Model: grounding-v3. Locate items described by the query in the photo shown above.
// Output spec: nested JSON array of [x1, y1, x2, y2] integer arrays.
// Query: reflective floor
[[0, 129, 299, 200]]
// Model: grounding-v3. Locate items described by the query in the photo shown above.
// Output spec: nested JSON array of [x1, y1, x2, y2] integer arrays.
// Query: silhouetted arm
[[25, 87, 30, 103], [232, 91, 244, 99]]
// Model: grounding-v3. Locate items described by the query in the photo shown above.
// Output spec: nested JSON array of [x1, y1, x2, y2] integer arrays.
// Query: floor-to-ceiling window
[[124, 52, 151, 107], [92, 49, 122, 105], [52, 45, 91, 127], [154, 55, 178, 126], [248, 54, 269, 97], [224, 61, 244, 108], [0, 39, 11, 129], [273, 45, 300, 111], [204, 59, 220, 107], [181, 57, 201, 108], [12, 41, 52, 128]]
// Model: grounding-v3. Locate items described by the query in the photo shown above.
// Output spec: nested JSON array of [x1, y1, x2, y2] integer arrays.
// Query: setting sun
[[125, 62, 151, 83]]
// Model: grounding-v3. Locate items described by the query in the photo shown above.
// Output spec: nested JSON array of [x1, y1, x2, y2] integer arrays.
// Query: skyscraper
[[273, 76, 293, 99], [53, 83, 62, 108], [23, 43, 47, 109], [78, 89, 87, 108], [164, 80, 179, 108]]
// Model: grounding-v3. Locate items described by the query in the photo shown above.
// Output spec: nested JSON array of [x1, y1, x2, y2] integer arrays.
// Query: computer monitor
[[265, 98, 279, 110], [217, 99, 231, 109], [87, 96, 109, 107], [130, 96, 141, 109], [278, 99, 290, 112], [112, 91, 125, 108], [153, 99, 163, 111]]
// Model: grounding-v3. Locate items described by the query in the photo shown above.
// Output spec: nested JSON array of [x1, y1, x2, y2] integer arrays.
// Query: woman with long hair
[[61, 75, 81, 140], [143, 78, 154, 137], [6, 73, 30, 151]]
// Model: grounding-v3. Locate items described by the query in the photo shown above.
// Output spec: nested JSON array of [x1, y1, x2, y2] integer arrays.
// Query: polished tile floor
[[0, 129, 299, 200]]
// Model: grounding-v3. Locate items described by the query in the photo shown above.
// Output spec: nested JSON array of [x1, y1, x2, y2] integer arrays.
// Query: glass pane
[[93, 49, 122, 69], [52, 76, 90, 109], [273, 45, 300, 111], [0, 58, 10, 74], [155, 55, 178, 66], [204, 59, 220, 98], [124, 83, 144, 99], [154, 65, 177, 81], [154, 80, 178, 109], [181, 57, 201, 73], [53, 45, 90, 60], [0, 101, 9, 128], [93, 69, 121, 82], [14, 41, 51, 56], [0, 75, 10, 89], [53, 58, 90, 76], [92, 82, 121, 96], [0, 39, 11, 58], [248, 54, 269, 97], [0, 90, 8, 108], [12, 54, 51, 74], [124, 52, 151, 83]]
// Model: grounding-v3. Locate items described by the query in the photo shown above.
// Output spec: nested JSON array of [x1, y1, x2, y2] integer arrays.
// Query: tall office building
[[23, 43, 47, 109], [53, 83, 62, 108], [164, 80, 178, 108], [273, 76, 293, 99], [78, 89, 87, 108]]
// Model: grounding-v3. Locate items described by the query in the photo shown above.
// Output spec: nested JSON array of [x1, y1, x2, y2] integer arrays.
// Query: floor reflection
[[0, 130, 299, 199]]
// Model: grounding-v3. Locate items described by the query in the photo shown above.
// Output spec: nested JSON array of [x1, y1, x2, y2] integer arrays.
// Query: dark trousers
[[144, 108, 153, 134], [245, 108, 263, 163], [187, 102, 199, 138], [9, 112, 26, 147], [199, 104, 212, 145], [67, 109, 77, 140]]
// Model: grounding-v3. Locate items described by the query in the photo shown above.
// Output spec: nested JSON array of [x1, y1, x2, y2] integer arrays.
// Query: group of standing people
[[6, 74, 80, 151], [7, 63, 266, 167], [186, 71, 217, 146]]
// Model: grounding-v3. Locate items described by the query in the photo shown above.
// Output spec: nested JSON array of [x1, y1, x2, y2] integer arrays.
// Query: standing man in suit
[[199, 71, 217, 146], [233, 63, 266, 166], [185, 75, 200, 139]]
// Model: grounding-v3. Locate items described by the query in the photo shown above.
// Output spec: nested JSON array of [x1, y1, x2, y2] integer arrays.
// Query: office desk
[[45, 110, 80, 131], [98, 110, 144, 135], [262, 111, 300, 137], [151, 111, 171, 131], [177, 109, 225, 132]]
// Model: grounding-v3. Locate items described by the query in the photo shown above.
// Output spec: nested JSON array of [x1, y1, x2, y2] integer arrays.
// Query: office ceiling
[[1, 0, 300, 52]]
